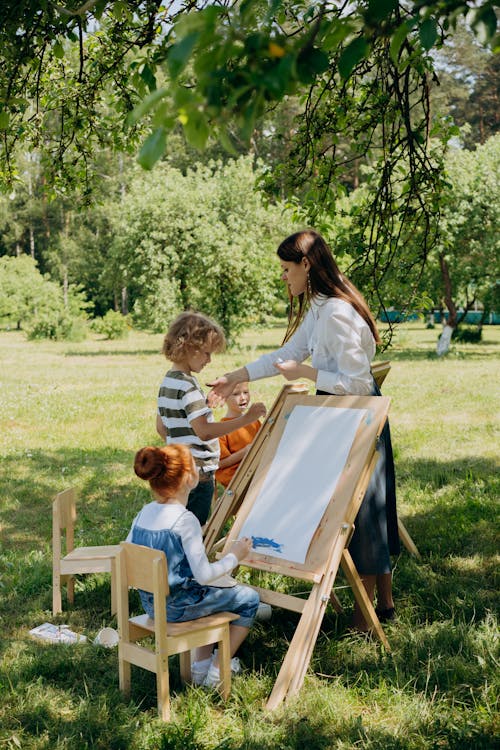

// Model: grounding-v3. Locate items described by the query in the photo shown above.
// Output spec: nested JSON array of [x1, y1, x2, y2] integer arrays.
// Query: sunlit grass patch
[[0, 324, 499, 749]]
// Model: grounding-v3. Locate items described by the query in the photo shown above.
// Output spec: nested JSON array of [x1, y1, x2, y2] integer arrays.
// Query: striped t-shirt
[[157, 370, 219, 473]]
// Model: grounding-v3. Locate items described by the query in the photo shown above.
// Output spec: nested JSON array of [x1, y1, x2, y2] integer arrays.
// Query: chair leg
[[179, 651, 191, 685], [218, 628, 232, 701], [110, 558, 117, 615], [66, 575, 75, 605], [52, 570, 62, 615], [118, 652, 131, 699], [156, 655, 170, 721]]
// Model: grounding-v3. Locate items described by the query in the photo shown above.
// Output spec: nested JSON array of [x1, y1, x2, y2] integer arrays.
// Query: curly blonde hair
[[162, 311, 226, 362]]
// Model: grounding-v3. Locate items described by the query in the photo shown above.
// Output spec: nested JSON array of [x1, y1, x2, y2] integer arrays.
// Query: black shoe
[[375, 606, 396, 623]]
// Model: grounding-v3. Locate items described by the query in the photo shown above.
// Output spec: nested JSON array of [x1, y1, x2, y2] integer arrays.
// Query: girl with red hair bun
[[128, 443, 260, 687]]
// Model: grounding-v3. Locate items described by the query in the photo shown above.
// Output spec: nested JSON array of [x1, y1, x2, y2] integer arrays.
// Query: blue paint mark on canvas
[[251, 536, 284, 553], [365, 410, 373, 425]]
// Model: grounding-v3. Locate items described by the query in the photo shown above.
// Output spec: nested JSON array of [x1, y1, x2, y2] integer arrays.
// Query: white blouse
[[126, 501, 238, 585], [246, 296, 376, 395]]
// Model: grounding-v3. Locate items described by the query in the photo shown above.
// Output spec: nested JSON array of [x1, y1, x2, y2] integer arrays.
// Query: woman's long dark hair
[[278, 230, 381, 345]]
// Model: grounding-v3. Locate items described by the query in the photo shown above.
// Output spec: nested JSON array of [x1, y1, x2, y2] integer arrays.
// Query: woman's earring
[[307, 273, 312, 298]]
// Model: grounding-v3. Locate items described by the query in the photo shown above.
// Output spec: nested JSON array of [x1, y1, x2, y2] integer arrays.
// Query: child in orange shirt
[[215, 382, 262, 488]]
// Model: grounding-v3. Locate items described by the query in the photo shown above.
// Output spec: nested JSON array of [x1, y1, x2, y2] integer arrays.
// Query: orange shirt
[[215, 418, 261, 487]]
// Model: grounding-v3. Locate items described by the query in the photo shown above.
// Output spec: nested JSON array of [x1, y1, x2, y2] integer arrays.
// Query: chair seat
[[130, 611, 239, 638], [60, 545, 121, 577], [64, 544, 121, 561]]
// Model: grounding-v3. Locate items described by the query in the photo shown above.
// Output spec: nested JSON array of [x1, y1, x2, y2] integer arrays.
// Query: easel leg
[[265, 582, 329, 711], [329, 591, 344, 613], [398, 518, 420, 558], [265, 539, 345, 711], [340, 549, 391, 652]]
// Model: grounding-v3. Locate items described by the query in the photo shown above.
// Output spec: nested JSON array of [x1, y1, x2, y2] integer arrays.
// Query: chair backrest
[[53, 487, 77, 557], [119, 541, 169, 602], [372, 360, 391, 389], [117, 542, 169, 647]]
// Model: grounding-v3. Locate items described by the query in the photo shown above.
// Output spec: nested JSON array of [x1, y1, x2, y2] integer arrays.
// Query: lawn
[[0, 322, 498, 750]]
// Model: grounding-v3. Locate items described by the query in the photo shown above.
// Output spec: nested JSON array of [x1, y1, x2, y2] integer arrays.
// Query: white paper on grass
[[29, 622, 87, 644], [239, 405, 366, 564]]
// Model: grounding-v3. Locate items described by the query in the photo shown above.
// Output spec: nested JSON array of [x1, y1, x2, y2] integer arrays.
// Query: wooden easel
[[205, 384, 309, 554], [206, 372, 419, 559], [205, 387, 392, 710]]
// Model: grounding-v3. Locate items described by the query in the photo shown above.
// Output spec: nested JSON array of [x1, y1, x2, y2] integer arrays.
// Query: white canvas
[[239, 404, 366, 563]]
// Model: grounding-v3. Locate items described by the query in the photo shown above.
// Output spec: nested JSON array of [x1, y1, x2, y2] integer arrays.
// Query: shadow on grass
[[1, 449, 498, 743], [384, 345, 499, 361], [396, 455, 499, 558], [65, 349, 162, 357], [0, 447, 142, 552]]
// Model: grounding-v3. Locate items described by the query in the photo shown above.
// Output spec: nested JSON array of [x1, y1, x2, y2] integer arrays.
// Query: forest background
[[0, 6, 499, 345]]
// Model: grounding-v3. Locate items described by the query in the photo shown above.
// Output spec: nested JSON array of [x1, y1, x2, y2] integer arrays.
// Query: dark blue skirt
[[316, 381, 400, 575]]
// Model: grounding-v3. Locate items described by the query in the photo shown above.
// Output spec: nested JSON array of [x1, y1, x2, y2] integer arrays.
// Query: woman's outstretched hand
[[206, 375, 233, 407], [274, 359, 301, 381], [207, 367, 249, 406]]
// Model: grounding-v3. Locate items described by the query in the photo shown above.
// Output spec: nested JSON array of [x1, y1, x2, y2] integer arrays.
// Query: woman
[[209, 229, 400, 630]]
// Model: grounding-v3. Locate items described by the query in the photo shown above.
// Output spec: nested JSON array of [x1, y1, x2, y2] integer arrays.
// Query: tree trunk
[[63, 266, 68, 308], [29, 224, 35, 259], [437, 252, 457, 355], [121, 286, 128, 315], [436, 324, 454, 356]]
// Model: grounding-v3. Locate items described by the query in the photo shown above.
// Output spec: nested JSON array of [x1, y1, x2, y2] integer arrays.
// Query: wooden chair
[[52, 487, 120, 616], [116, 541, 239, 721], [371, 360, 391, 389]]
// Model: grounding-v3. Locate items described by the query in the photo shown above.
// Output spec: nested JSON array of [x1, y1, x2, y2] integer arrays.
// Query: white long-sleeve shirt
[[246, 296, 376, 395], [126, 501, 238, 585]]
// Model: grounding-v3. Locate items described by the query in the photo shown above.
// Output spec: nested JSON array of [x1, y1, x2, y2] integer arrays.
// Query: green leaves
[[182, 110, 209, 150], [53, 41, 65, 59], [167, 32, 200, 79], [390, 21, 412, 63], [127, 88, 169, 126], [338, 37, 370, 79], [419, 18, 438, 51], [468, 5, 498, 45], [365, 0, 398, 24], [296, 46, 329, 83], [137, 127, 166, 170]]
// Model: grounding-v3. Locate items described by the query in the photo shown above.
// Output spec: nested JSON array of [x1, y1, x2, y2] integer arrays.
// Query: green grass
[[0, 323, 499, 750]]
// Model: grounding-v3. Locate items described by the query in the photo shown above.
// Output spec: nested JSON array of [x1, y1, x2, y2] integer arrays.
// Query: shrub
[[452, 325, 483, 343], [92, 310, 130, 339], [25, 311, 87, 342]]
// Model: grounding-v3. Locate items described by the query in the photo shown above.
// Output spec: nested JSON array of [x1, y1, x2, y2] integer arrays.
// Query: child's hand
[[247, 401, 267, 420], [206, 388, 226, 408], [230, 536, 253, 562]]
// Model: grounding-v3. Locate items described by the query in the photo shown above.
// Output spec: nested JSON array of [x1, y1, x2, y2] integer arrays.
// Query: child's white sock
[[203, 651, 241, 687], [190, 656, 212, 686]]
